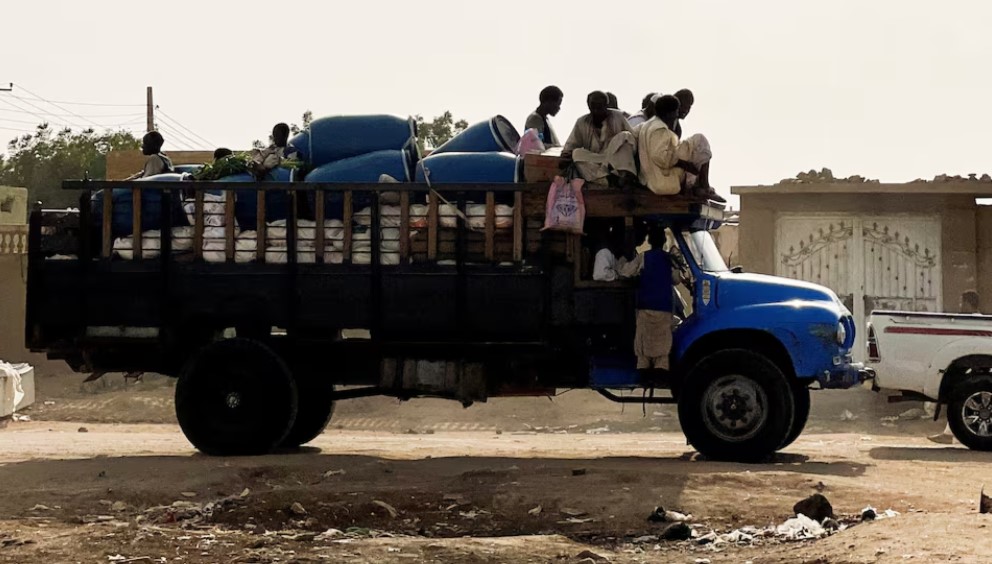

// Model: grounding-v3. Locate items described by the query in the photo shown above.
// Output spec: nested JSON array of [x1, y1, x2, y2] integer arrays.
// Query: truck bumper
[[816, 362, 872, 389]]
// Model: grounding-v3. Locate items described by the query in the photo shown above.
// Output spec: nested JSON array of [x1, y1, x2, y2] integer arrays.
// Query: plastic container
[[91, 173, 189, 237], [308, 114, 416, 166], [431, 115, 520, 155], [218, 168, 295, 229]]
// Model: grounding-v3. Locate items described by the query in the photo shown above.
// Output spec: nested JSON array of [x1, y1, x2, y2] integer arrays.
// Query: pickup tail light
[[867, 323, 881, 362]]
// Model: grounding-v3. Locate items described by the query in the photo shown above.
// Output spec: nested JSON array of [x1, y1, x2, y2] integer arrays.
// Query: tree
[[0, 124, 140, 208], [415, 112, 469, 153], [289, 111, 313, 136]]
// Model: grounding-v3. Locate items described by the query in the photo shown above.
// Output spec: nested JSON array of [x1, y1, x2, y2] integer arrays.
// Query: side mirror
[[731, 266, 744, 274]]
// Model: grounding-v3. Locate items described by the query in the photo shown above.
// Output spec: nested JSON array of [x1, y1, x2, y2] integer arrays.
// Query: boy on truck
[[125, 131, 174, 180]]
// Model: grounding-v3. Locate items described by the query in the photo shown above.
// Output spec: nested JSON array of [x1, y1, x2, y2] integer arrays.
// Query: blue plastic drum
[[303, 150, 409, 219], [91, 173, 188, 238], [289, 131, 310, 163], [430, 116, 520, 155], [218, 168, 295, 229], [308, 114, 416, 167], [415, 151, 521, 183]]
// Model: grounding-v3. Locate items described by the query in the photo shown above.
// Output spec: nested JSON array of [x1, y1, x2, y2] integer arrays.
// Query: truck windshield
[[682, 230, 729, 273]]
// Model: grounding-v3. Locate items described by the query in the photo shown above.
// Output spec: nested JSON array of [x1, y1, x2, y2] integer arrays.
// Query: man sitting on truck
[[628, 92, 658, 128], [638, 95, 725, 203], [619, 224, 678, 372], [524, 85, 563, 147], [125, 131, 174, 180], [562, 91, 638, 188]]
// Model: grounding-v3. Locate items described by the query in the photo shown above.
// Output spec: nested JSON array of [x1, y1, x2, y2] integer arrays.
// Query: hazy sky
[[1, 0, 990, 205]]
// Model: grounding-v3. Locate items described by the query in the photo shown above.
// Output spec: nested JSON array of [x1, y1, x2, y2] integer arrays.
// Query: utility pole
[[146, 86, 154, 131]]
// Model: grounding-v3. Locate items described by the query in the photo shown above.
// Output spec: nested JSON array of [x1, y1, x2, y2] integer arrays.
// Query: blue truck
[[25, 168, 867, 462]]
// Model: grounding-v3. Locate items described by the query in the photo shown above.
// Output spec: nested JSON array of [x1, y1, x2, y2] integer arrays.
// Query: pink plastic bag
[[541, 175, 586, 234], [515, 128, 546, 155]]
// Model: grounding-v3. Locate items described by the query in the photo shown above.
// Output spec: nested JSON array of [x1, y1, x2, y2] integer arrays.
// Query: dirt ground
[[1, 370, 990, 563]]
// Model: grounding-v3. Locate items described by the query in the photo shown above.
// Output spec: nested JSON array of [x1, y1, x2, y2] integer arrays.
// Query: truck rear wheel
[[947, 374, 992, 451], [678, 349, 794, 463], [280, 379, 335, 448], [779, 381, 811, 449], [176, 338, 298, 456]]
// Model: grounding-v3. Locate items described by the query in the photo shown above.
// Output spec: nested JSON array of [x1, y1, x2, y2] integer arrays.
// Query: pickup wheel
[[175, 338, 298, 456], [280, 379, 335, 448], [947, 375, 992, 451], [779, 381, 811, 450], [678, 349, 794, 463]]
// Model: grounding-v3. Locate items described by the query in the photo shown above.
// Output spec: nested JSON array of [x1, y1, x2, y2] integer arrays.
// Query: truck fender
[[925, 340, 992, 399]]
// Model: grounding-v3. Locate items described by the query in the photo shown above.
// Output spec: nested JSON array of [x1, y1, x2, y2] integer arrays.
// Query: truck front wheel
[[678, 349, 794, 463], [947, 374, 992, 451], [779, 381, 811, 450], [175, 338, 298, 456]]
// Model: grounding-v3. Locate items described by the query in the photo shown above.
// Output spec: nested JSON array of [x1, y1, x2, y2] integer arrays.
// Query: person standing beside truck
[[928, 290, 982, 444], [619, 224, 678, 371], [524, 86, 563, 147]]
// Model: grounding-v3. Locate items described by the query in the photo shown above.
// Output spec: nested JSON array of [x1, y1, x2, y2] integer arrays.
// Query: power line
[[0, 107, 145, 119], [14, 84, 108, 130], [0, 96, 76, 129], [156, 123, 197, 150], [156, 109, 216, 148], [9, 95, 142, 108]]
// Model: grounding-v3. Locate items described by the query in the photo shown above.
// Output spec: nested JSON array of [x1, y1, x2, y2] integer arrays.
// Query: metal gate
[[776, 215, 942, 360]]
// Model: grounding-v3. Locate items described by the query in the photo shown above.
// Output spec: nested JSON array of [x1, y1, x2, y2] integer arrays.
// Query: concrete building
[[734, 180, 992, 359], [0, 186, 30, 362]]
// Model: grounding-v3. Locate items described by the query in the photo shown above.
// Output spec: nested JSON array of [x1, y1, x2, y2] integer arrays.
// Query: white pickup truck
[[867, 310, 992, 450]]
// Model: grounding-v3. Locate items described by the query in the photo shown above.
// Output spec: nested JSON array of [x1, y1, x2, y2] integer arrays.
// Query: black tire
[[677, 349, 794, 463], [947, 374, 992, 451], [280, 378, 335, 448], [779, 382, 811, 449], [175, 338, 298, 456]]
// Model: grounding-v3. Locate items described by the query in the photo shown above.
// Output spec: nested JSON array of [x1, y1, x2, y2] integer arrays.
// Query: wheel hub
[[962, 391, 992, 437], [225, 392, 242, 410], [702, 375, 769, 442]]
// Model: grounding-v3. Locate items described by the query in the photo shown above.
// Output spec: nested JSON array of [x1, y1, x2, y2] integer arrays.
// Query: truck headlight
[[836, 321, 848, 346]]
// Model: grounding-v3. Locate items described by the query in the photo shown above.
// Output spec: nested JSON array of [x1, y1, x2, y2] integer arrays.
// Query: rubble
[[574, 549, 609, 562], [647, 506, 692, 523], [777, 514, 826, 540], [372, 500, 399, 518], [659, 522, 692, 541], [793, 494, 834, 522], [289, 502, 307, 516], [781, 168, 879, 184], [898, 408, 926, 420], [980, 487, 991, 514]]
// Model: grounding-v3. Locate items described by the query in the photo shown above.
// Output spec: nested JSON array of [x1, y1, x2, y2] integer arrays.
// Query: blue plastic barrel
[[415, 152, 521, 183], [289, 131, 310, 162], [303, 150, 409, 219], [430, 116, 520, 155], [91, 173, 189, 238], [308, 114, 416, 167], [218, 168, 294, 229]]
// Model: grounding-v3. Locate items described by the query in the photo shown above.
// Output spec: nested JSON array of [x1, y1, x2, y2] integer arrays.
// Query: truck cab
[[25, 154, 866, 462]]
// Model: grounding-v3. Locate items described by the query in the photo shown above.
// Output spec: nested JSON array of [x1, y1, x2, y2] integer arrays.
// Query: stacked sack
[[295, 114, 420, 264]]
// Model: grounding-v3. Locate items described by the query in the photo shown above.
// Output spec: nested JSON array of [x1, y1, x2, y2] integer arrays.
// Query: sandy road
[[0, 421, 991, 563]]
